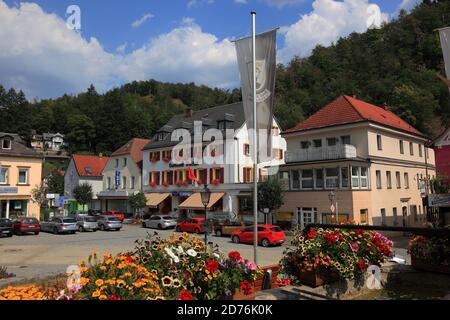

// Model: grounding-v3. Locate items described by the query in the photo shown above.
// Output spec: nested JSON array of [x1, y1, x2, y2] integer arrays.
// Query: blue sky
[[0, 0, 423, 99]]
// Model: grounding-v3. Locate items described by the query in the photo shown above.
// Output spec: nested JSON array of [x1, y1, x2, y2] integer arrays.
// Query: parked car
[[71, 211, 88, 218], [40, 216, 78, 235], [231, 225, 286, 247], [97, 216, 122, 231], [0, 218, 13, 237], [214, 220, 249, 237], [88, 209, 102, 216], [102, 210, 125, 222], [76, 215, 98, 232], [13, 217, 40, 235], [143, 215, 177, 230], [176, 218, 205, 234]]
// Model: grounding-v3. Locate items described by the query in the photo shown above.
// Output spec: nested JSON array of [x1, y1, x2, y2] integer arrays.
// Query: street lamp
[[200, 184, 211, 247]]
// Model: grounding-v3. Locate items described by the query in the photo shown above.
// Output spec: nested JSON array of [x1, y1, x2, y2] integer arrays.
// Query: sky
[[0, 0, 424, 100]]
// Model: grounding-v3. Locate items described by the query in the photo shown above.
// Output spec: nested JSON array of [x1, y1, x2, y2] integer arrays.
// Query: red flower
[[179, 289, 193, 300], [126, 256, 133, 263], [307, 229, 317, 239], [356, 229, 364, 236], [109, 295, 121, 300], [239, 280, 254, 295], [228, 251, 242, 261], [205, 260, 219, 273], [357, 261, 367, 272], [324, 233, 338, 244]]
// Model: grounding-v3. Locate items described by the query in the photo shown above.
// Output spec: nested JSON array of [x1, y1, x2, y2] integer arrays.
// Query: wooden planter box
[[254, 264, 280, 293], [411, 257, 450, 275], [297, 268, 340, 288]]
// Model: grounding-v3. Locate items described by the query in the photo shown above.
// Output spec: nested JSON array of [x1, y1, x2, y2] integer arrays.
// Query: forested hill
[[1, 0, 450, 154]]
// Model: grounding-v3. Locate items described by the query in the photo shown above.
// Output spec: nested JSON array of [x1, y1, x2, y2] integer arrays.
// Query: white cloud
[[279, 0, 389, 62], [187, 0, 215, 9], [265, 0, 305, 8], [398, 0, 422, 12], [235, 0, 248, 4], [0, 1, 237, 99], [131, 13, 154, 28]]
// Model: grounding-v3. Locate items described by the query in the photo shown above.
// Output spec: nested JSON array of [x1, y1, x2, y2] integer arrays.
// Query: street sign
[[58, 196, 65, 208], [330, 204, 335, 213]]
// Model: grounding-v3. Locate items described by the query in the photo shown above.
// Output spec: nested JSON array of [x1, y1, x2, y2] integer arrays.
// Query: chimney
[[185, 108, 193, 118], [99, 152, 103, 159]]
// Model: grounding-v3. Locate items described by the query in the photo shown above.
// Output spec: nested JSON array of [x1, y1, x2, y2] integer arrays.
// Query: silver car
[[143, 215, 177, 230], [40, 216, 78, 234], [77, 216, 98, 232], [97, 216, 122, 231]]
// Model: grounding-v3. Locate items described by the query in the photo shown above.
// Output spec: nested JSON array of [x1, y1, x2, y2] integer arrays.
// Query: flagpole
[[251, 11, 258, 266]]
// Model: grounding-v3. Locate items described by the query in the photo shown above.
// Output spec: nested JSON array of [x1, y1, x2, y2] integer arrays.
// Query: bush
[[408, 236, 450, 266]]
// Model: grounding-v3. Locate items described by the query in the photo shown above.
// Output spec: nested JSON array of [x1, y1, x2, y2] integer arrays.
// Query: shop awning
[[178, 192, 224, 210], [146, 193, 171, 208]]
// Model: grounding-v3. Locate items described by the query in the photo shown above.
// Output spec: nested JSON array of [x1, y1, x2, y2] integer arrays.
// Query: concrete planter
[[254, 265, 280, 292], [411, 257, 450, 275]]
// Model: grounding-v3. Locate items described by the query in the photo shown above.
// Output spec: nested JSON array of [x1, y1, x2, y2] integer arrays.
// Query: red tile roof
[[285, 95, 424, 136], [111, 138, 151, 168], [73, 154, 109, 177]]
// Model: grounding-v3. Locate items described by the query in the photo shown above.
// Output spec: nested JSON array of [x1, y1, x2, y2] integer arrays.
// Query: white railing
[[285, 144, 357, 163]]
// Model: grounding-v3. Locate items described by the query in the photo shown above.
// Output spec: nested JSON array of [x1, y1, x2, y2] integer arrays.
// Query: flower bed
[[0, 233, 261, 300], [280, 227, 393, 287], [408, 235, 450, 274]]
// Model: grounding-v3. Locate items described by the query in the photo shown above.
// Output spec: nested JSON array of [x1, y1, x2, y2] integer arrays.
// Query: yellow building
[[277, 96, 436, 228], [0, 133, 42, 219]]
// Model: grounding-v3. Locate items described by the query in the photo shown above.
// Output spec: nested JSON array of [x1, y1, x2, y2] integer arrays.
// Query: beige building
[[277, 96, 436, 228], [0, 133, 42, 219]]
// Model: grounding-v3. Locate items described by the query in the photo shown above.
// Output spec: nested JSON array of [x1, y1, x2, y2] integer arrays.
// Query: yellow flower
[[124, 272, 132, 277], [106, 279, 116, 285], [80, 277, 90, 286], [99, 266, 107, 271], [99, 295, 108, 300], [92, 290, 101, 298], [95, 279, 104, 287]]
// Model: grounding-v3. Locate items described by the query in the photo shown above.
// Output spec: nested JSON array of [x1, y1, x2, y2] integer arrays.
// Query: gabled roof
[[143, 102, 246, 150], [0, 132, 41, 158], [111, 138, 150, 169], [72, 154, 109, 178], [284, 95, 424, 137]]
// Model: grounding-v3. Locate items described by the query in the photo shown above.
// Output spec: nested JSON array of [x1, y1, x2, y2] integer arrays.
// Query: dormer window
[[84, 167, 92, 175], [2, 138, 11, 150], [155, 132, 166, 142]]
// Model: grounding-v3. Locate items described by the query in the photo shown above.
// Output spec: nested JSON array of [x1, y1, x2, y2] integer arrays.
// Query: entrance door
[[298, 208, 316, 229], [402, 206, 408, 227]]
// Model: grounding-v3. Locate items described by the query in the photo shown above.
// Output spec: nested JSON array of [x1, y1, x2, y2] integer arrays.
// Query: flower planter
[[297, 268, 340, 288], [411, 257, 450, 275], [222, 286, 256, 300]]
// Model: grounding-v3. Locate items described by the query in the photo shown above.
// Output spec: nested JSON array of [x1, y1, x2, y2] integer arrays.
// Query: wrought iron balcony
[[285, 144, 357, 163]]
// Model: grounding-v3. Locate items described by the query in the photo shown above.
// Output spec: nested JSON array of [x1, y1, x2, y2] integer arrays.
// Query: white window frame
[[18, 168, 29, 185], [300, 169, 313, 190], [351, 166, 360, 189], [0, 167, 9, 184], [2, 138, 12, 150], [360, 167, 368, 189], [325, 168, 339, 189]]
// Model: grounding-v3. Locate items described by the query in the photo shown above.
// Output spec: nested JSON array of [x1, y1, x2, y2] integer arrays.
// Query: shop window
[[360, 209, 368, 225]]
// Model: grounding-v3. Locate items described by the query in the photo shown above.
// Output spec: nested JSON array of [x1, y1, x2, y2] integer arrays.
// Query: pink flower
[[246, 262, 257, 271], [351, 243, 359, 252]]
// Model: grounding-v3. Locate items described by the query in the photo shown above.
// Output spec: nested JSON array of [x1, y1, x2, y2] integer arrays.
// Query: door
[[402, 206, 408, 227], [257, 226, 268, 243], [240, 227, 253, 243], [298, 208, 316, 229]]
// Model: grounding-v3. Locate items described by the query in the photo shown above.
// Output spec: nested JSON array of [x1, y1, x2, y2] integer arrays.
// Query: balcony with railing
[[285, 144, 357, 163]]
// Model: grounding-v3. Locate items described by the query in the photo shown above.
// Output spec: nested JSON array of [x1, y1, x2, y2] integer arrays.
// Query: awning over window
[[146, 193, 171, 208], [178, 192, 224, 210]]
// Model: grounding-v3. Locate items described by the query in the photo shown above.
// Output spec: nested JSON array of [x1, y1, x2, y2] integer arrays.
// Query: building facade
[[98, 138, 150, 213], [277, 96, 436, 228], [64, 154, 109, 213], [0, 133, 42, 219], [142, 103, 286, 222]]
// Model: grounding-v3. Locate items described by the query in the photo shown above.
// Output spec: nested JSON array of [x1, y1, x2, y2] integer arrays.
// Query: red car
[[231, 225, 285, 247], [176, 218, 205, 234], [13, 217, 41, 235], [102, 210, 125, 222]]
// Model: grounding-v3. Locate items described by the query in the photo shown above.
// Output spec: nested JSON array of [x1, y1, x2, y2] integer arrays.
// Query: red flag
[[188, 166, 197, 182]]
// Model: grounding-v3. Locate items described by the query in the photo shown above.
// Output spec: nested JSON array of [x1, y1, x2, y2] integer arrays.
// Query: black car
[[0, 218, 13, 237]]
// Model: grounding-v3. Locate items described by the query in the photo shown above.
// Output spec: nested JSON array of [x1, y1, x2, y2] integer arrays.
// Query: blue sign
[[115, 170, 121, 187], [0, 187, 18, 194], [58, 196, 65, 208]]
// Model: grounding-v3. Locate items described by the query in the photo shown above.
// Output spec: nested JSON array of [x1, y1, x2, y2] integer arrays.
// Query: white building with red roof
[[64, 154, 109, 213], [277, 95, 436, 228]]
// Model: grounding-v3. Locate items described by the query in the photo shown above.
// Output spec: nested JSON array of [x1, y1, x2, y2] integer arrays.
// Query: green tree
[[73, 183, 93, 208], [46, 171, 64, 195], [257, 178, 285, 224], [128, 192, 148, 218], [31, 184, 48, 209]]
